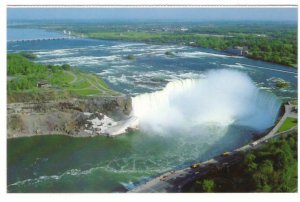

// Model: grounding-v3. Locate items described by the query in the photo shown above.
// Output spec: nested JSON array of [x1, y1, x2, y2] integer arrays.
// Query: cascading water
[[132, 69, 281, 135]]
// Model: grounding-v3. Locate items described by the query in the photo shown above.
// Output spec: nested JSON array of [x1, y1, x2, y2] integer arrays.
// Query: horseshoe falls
[[132, 69, 281, 135]]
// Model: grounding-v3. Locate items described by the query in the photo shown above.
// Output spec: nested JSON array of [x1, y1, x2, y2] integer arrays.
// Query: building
[[37, 81, 50, 88], [180, 27, 188, 32], [225, 46, 248, 56]]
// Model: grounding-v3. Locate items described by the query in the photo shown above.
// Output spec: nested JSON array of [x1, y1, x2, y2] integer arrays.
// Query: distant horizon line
[[6, 4, 298, 7], [7, 19, 298, 23]]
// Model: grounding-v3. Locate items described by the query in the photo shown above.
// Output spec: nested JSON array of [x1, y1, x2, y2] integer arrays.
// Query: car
[[222, 152, 231, 156], [190, 163, 201, 169], [250, 142, 258, 147], [160, 175, 168, 181]]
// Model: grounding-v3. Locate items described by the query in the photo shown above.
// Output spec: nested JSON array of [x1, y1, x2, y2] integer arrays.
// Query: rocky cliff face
[[74, 96, 132, 118], [7, 95, 133, 138]]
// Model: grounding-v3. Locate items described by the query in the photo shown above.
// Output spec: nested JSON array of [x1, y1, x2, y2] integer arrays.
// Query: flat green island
[[8, 53, 119, 103]]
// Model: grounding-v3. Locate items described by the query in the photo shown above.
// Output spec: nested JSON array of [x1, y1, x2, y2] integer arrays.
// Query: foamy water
[[133, 69, 281, 135]]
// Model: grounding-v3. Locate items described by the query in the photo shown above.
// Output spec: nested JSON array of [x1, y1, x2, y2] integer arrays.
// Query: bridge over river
[[7, 36, 76, 43]]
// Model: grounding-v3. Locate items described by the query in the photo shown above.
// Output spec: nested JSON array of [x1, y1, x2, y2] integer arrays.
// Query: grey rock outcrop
[[7, 95, 133, 138]]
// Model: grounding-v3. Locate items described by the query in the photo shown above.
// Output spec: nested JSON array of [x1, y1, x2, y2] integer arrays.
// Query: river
[[7, 28, 297, 192]]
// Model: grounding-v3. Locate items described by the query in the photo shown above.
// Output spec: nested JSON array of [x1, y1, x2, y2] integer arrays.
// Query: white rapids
[[132, 69, 281, 135]]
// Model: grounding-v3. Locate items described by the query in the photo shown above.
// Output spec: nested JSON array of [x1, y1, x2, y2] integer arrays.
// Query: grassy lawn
[[278, 117, 297, 133], [67, 80, 90, 89], [52, 71, 75, 84], [84, 73, 110, 89], [67, 72, 118, 96], [70, 88, 101, 96], [47, 71, 117, 96], [61, 71, 75, 83], [7, 53, 120, 100]]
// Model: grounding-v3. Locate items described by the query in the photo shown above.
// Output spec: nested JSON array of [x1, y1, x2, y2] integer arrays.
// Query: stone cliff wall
[[7, 95, 132, 138]]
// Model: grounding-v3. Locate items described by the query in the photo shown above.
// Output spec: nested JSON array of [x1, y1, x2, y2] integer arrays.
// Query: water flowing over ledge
[[132, 69, 281, 135]]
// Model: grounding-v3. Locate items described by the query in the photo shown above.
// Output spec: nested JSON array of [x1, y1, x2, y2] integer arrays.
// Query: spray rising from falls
[[132, 69, 281, 135]]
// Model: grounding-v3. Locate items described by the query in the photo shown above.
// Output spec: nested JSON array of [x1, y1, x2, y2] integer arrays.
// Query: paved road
[[129, 104, 297, 193]]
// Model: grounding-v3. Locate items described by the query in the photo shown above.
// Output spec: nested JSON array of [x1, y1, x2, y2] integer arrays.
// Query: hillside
[[7, 53, 134, 138], [7, 53, 119, 103]]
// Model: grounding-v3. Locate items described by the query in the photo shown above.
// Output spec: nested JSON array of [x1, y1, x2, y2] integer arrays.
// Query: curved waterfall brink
[[132, 69, 281, 135]]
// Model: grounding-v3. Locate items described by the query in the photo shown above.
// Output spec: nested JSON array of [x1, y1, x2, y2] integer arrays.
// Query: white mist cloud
[[132, 69, 281, 135]]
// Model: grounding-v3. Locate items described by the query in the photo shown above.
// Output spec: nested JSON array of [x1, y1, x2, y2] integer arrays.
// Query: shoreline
[[12, 31, 296, 69], [7, 131, 127, 139], [7, 31, 297, 70], [7, 25, 297, 69], [85, 36, 297, 69]]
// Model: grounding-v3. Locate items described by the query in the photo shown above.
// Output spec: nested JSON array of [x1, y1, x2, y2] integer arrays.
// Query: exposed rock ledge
[[7, 95, 138, 138]]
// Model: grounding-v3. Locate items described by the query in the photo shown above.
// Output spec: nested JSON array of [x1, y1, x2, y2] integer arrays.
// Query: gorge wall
[[7, 95, 132, 138]]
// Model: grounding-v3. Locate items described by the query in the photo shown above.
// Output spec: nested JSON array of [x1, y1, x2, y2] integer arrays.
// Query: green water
[[7, 27, 294, 193], [8, 125, 255, 192]]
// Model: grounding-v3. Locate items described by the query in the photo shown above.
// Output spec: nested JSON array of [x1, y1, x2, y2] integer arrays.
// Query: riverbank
[[84, 30, 297, 68]]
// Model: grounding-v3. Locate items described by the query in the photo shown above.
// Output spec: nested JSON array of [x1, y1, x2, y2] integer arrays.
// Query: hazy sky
[[7, 8, 297, 21]]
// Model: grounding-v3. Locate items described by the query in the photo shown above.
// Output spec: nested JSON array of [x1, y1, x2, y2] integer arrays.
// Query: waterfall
[[132, 69, 281, 135]]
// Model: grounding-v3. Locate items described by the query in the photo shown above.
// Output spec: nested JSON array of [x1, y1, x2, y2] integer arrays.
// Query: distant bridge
[[7, 37, 76, 43]]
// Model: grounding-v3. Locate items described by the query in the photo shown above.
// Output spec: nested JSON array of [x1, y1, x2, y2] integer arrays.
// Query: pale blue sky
[[7, 8, 297, 21]]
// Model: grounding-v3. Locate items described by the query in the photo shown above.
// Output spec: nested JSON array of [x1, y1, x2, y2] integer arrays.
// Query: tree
[[244, 153, 257, 173], [273, 149, 288, 170], [20, 52, 37, 60], [261, 184, 272, 192], [260, 160, 274, 176], [253, 160, 274, 191], [202, 179, 215, 192], [62, 64, 71, 70]]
